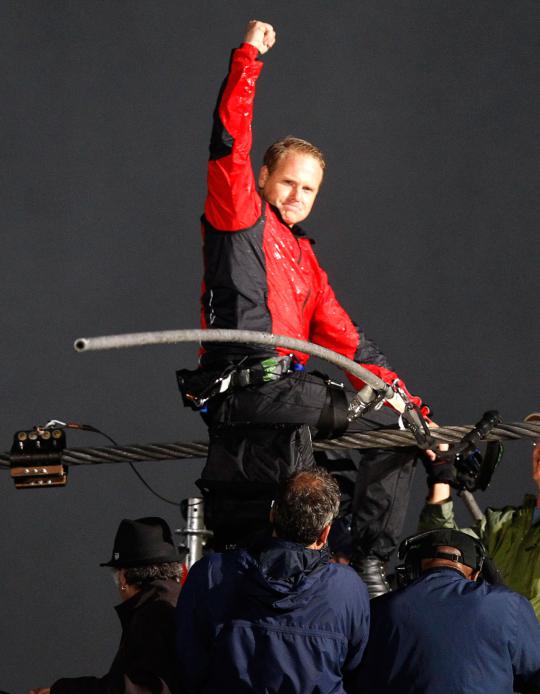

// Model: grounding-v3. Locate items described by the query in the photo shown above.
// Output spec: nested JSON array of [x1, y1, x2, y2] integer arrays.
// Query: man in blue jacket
[[176, 469, 369, 693], [354, 528, 540, 694]]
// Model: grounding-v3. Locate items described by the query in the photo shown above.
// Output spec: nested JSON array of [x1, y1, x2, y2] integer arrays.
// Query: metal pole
[[178, 497, 212, 568], [459, 490, 485, 523]]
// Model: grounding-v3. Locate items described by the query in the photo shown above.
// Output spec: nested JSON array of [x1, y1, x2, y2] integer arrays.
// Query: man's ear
[[318, 524, 331, 547], [258, 165, 269, 189]]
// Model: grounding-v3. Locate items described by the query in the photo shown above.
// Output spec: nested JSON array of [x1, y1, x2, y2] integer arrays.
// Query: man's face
[[258, 152, 323, 226]]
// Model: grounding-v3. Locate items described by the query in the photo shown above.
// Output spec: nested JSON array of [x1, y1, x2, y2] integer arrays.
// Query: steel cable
[[2, 421, 538, 470]]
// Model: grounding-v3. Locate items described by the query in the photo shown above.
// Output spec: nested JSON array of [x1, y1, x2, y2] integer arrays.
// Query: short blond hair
[[263, 136, 326, 174]]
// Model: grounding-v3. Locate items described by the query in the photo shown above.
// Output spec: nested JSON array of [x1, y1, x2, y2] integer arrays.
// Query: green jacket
[[419, 495, 540, 621]]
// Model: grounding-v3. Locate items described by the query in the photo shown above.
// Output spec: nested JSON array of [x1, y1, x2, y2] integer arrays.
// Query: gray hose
[[74, 328, 407, 411]]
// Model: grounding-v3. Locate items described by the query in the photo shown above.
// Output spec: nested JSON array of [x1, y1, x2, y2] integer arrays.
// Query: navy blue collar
[[249, 537, 329, 582]]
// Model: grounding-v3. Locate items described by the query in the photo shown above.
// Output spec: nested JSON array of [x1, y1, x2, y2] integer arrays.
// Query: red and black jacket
[[200, 43, 428, 415]]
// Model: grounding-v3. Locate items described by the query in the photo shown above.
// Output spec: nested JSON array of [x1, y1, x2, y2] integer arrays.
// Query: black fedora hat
[[101, 517, 179, 568]]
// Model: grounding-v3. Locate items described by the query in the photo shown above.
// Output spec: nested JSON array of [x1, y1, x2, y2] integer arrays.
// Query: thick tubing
[[460, 490, 485, 523], [74, 328, 406, 411]]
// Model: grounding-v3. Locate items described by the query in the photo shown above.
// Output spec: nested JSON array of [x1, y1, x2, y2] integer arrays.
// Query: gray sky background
[[2, 2, 539, 690]]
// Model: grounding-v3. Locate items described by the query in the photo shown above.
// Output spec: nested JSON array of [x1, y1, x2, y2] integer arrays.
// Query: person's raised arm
[[205, 21, 276, 231], [426, 482, 452, 504]]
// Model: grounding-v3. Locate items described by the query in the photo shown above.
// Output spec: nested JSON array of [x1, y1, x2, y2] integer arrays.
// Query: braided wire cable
[[2, 421, 538, 470]]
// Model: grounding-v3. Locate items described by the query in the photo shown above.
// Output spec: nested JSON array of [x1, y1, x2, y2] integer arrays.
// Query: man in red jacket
[[179, 20, 430, 595]]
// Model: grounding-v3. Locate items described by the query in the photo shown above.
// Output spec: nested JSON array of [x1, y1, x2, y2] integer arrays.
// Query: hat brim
[[100, 553, 180, 568]]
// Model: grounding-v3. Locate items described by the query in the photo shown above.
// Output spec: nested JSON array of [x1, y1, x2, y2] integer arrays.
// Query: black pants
[[200, 371, 419, 559]]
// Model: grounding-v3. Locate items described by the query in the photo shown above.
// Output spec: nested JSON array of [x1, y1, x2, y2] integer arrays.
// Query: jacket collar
[[249, 537, 329, 583], [114, 578, 180, 627], [421, 566, 471, 581], [267, 203, 316, 244], [523, 494, 537, 509]]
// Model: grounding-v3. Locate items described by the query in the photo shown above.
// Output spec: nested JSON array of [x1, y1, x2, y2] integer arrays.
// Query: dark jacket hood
[[245, 537, 330, 612]]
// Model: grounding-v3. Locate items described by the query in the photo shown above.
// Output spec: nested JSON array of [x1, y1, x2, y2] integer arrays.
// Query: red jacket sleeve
[[309, 266, 430, 416], [308, 266, 360, 362], [205, 43, 263, 231]]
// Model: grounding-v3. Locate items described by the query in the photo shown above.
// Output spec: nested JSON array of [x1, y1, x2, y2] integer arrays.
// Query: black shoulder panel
[[209, 106, 234, 161], [201, 207, 275, 361]]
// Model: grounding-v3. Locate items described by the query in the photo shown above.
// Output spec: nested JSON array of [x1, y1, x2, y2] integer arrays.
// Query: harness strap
[[316, 381, 349, 439], [229, 355, 293, 387]]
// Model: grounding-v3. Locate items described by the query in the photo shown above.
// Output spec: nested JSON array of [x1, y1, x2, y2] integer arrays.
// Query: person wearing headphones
[[353, 529, 540, 693], [419, 411, 540, 619]]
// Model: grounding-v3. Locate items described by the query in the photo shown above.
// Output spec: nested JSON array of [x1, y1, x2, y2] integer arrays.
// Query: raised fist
[[244, 20, 276, 55]]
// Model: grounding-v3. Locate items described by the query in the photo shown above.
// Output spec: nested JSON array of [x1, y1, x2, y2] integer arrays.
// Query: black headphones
[[396, 529, 486, 587]]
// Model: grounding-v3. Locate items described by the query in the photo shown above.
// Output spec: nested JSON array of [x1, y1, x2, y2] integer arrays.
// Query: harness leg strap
[[315, 383, 349, 439]]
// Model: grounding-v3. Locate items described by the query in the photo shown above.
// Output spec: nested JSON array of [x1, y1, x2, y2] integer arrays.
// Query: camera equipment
[[454, 441, 503, 492], [434, 410, 503, 493]]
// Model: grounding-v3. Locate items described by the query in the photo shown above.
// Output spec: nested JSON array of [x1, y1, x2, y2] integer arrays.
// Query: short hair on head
[[263, 136, 326, 175], [120, 561, 182, 587], [272, 469, 340, 546]]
